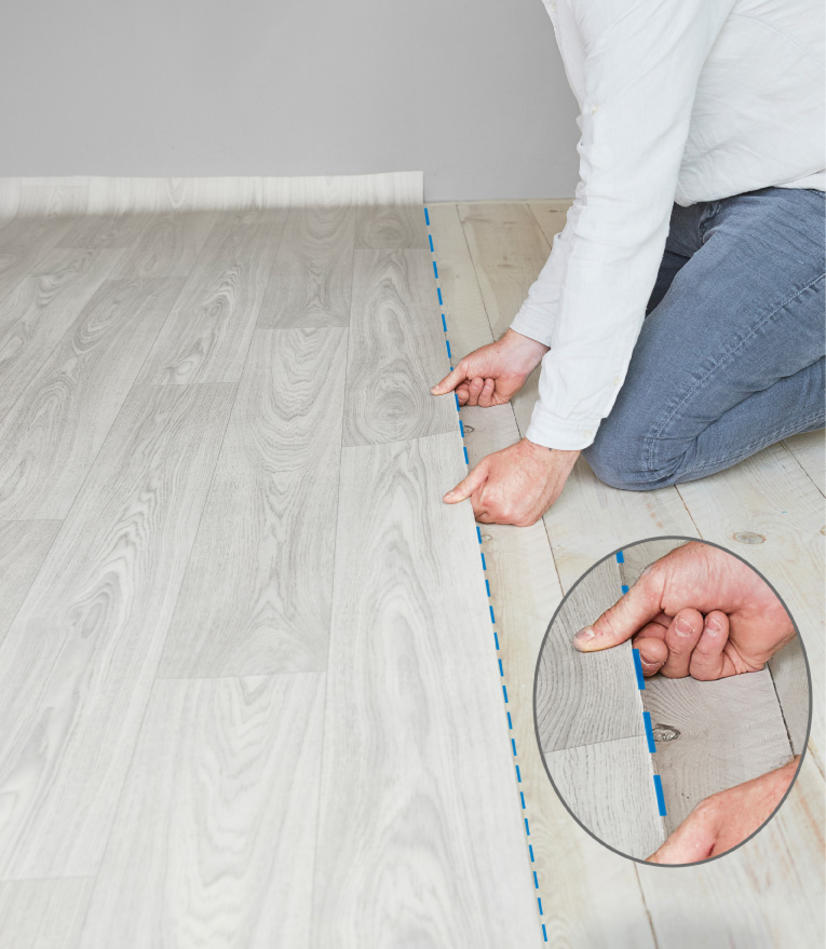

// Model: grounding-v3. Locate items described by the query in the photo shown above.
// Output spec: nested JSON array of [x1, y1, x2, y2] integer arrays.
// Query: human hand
[[573, 541, 795, 679], [647, 757, 799, 864], [442, 438, 579, 526], [430, 329, 548, 407]]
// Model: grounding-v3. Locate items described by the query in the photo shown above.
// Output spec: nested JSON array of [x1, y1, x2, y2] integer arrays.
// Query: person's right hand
[[430, 329, 548, 407], [573, 541, 796, 680]]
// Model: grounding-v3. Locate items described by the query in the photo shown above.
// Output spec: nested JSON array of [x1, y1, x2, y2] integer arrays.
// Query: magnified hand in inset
[[572, 541, 795, 679]]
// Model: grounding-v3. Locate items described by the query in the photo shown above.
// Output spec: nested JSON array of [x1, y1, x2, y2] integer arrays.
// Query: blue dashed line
[[615, 550, 625, 564], [425, 205, 546, 942], [653, 774, 667, 816], [632, 647, 646, 690], [643, 711, 656, 754], [621, 584, 629, 594]]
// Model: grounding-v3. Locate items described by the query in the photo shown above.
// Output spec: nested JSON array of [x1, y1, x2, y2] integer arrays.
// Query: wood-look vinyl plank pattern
[[543, 737, 665, 859], [56, 212, 150, 250], [80, 675, 323, 949], [643, 671, 794, 832], [159, 328, 347, 678], [0, 878, 94, 949], [0, 278, 186, 520], [257, 206, 355, 329], [0, 520, 61, 642], [137, 210, 287, 384], [0, 383, 233, 879], [342, 249, 455, 446], [354, 203, 428, 250], [312, 434, 539, 947], [0, 215, 77, 307], [428, 202, 655, 947], [112, 211, 218, 279], [0, 247, 125, 420], [536, 556, 644, 752]]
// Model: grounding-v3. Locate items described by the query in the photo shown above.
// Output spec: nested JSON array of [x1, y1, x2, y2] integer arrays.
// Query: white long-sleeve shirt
[[513, 0, 825, 450]]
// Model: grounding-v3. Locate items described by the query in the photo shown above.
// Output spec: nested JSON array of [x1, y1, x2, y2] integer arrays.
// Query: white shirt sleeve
[[514, 0, 731, 450]]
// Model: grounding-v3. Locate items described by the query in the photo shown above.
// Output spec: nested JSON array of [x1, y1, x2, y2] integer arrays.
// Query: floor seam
[[424, 205, 549, 945]]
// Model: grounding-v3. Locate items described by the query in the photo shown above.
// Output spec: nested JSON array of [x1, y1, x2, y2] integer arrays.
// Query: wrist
[[502, 328, 549, 373]]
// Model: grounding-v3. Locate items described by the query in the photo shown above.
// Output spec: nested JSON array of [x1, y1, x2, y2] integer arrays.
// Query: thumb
[[431, 362, 467, 396], [443, 459, 489, 503], [573, 565, 664, 652]]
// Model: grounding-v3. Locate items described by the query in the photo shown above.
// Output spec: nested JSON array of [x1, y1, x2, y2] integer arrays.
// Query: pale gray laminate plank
[[80, 675, 323, 948], [0, 278, 186, 520], [313, 434, 539, 947], [643, 671, 795, 833], [0, 216, 77, 307], [0, 247, 125, 420], [112, 211, 218, 279], [137, 210, 287, 384], [159, 328, 346, 677], [0, 520, 62, 642], [342, 249, 455, 446], [0, 383, 234, 878], [543, 737, 665, 860], [784, 429, 825, 496], [354, 203, 428, 250], [526, 199, 571, 247], [536, 556, 644, 752], [257, 206, 354, 329], [0, 877, 94, 949], [768, 637, 811, 755], [55, 212, 150, 249]]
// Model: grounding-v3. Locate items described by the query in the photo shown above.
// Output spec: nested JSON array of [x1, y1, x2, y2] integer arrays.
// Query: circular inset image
[[533, 536, 811, 866]]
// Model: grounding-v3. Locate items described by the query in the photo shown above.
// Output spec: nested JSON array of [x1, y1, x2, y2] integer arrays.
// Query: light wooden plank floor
[[431, 200, 825, 944]]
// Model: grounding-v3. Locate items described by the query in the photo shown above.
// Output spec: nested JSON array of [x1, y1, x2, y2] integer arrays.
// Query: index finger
[[573, 567, 665, 652]]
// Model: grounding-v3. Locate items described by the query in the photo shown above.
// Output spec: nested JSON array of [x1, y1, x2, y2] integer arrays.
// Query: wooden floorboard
[[0, 519, 61, 642], [0, 383, 233, 878], [159, 328, 347, 678], [0, 878, 93, 949], [80, 674, 323, 948], [312, 434, 539, 946]]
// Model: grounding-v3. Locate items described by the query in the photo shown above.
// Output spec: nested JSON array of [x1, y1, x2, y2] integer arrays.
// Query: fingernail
[[675, 617, 694, 636], [573, 626, 595, 649], [705, 617, 721, 634]]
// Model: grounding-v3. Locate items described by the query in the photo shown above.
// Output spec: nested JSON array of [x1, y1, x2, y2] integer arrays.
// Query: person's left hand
[[647, 757, 799, 864], [442, 439, 579, 526]]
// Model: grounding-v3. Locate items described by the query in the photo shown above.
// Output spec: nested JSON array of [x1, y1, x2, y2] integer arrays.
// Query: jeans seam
[[645, 271, 826, 472]]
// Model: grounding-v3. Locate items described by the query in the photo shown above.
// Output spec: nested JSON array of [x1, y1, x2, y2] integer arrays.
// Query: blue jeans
[[584, 186, 826, 490]]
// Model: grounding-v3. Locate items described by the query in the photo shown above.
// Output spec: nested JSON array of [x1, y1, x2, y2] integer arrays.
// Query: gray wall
[[0, 0, 579, 201]]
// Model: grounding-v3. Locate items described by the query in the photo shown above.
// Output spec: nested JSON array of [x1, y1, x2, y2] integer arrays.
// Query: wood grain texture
[[312, 434, 539, 947], [527, 200, 570, 247], [159, 328, 347, 677], [137, 210, 287, 384], [0, 215, 76, 307], [0, 247, 125, 420], [784, 429, 825, 496], [354, 203, 427, 250], [257, 206, 355, 329], [543, 737, 665, 859], [0, 383, 233, 878], [0, 878, 93, 949], [0, 520, 61, 641], [342, 249, 456, 446], [643, 671, 794, 832], [536, 556, 644, 752], [56, 212, 150, 250], [80, 675, 323, 949], [0, 278, 186, 520], [112, 210, 217, 279]]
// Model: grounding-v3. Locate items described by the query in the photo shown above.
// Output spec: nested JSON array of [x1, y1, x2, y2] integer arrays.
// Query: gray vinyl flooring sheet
[[0, 174, 541, 946]]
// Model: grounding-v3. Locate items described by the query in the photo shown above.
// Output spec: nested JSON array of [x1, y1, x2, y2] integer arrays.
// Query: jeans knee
[[584, 424, 682, 491]]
